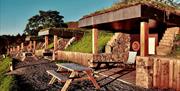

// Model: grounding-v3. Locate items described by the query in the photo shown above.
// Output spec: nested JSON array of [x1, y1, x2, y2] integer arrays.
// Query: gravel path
[[9, 58, 166, 91]]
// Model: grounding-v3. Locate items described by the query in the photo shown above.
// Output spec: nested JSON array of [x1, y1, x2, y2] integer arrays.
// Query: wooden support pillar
[[140, 22, 149, 56], [7, 48, 9, 55], [21, 43, 24, 50], [45, 36, 48, 49], [53, 35, 58, 60], [13, 47, 16, 52], [17, 46, 20, 52], [54, 35, 58, 51], [33, 41, 36, 52], [92, 28, 98, 54], [10, 48, 12, 52], [29, 41, 32, 51]]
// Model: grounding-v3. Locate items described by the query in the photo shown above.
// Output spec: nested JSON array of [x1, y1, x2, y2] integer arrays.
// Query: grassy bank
[[65, 30, 113, 53], [0, 57, 16, 91]]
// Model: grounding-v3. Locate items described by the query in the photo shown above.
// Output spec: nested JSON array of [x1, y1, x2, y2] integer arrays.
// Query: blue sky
[[0, 0, 117, 35]]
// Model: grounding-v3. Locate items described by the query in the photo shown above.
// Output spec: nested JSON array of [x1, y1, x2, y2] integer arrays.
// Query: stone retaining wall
[[104, 33, 130, 62]]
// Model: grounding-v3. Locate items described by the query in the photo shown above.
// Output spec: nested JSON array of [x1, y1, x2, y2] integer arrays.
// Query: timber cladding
[[56, 51, 93, 66], [136, 56, 180, 90], [79, 4, 141, 28]]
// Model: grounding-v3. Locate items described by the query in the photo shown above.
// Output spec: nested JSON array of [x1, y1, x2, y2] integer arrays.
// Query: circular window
[[132, 41, 140, 51]]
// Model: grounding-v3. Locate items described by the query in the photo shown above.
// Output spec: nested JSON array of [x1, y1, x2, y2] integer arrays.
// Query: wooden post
[[140, 22, 149, 56], [10, 48, 12, 52], [33, 41, 36, 52], [45, 36, 48, 49], [53, 35, 58, 60], [29, 41, 32, 51], [169, 60, 173, 88], [21, 43, 24, 50], [176, 60, 180, 91], [17, 46, 20, 52], [54, 35, 58, 51], [13, 47, 16, 52], [7, 48, 9, 55], [92, 28, 98, 54]]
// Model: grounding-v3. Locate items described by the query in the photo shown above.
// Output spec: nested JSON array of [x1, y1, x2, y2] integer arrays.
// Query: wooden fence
[[136, 56, 180, 90], [153, 57, 180, 90], [56, 51, 93, 66]]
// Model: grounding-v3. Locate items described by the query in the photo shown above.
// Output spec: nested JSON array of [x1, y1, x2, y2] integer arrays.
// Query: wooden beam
[[140, 22, 149, 56], [33, 41, 36, 52], [92, 28, 98, 54], [79, 4, 141, 27], [45, 36, 48, 49]]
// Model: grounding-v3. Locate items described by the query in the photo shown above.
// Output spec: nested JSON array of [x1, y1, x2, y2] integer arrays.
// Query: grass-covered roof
[[81, 1, 180, 19]]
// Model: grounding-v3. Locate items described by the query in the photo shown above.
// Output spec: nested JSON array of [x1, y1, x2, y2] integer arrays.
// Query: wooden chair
[[123, 51, 137, 69]]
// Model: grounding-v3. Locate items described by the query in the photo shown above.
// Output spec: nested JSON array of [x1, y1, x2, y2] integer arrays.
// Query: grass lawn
[[65, 30, 113, 53], [0, 57, 16, 91]]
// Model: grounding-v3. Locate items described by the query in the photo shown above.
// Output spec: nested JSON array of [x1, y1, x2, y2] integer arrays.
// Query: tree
[[24, 10, 67, 36]]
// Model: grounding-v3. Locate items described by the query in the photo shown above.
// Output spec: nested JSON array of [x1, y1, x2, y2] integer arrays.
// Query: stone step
[[160, 39, 173, 44], [159, 42, 173, 47], [167, 27, 179, 31], [156, 46, 172, 56], [164, 31, 175, 34], [163, 33, 175, 38], [162, 36, 174, 40], [165, 31, 179, 35]]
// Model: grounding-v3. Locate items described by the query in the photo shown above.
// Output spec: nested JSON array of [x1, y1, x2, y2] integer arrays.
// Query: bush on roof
[[83, 0, 179, 19]]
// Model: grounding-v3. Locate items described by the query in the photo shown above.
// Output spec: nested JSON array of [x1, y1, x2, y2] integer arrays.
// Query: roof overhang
[[38, 28, 84, 37], [25, 36, 43, 41], [79, 4, 180, 28]]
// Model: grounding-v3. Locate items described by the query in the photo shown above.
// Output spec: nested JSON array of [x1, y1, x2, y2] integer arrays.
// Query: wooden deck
[[95, 68, 136, 85]]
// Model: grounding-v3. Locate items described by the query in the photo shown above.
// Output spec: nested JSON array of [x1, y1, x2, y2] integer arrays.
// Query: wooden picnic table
[[47, 63, 100, 91]]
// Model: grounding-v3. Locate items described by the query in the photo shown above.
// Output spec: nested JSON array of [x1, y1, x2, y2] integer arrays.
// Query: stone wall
[[92, 32, 130, 62], [136, 56, 153, 88]]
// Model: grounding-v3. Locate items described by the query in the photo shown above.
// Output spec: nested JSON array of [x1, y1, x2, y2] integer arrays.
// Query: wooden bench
[[46, 70, 68, 82], [47, 63, 100, 91], [91, 61, 123, 70]]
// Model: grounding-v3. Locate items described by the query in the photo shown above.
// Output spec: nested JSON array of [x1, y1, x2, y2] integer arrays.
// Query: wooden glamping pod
[[78, 3, 180, 90]]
